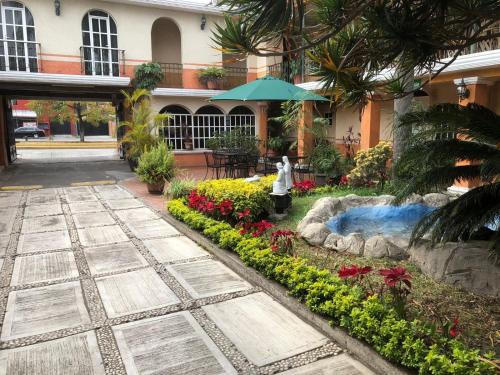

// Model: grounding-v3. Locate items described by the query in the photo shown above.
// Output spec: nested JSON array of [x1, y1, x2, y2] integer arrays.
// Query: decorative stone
[[342, 233, 365, 256], [21, 215, 67, 234], [11, 251, 79, 286], [126, 219, 179, 240], [17, 230, 72, 254], [0, 331, 105, 374], [115, 207, 159, 222], [364, 235, 407, 260], [323, 233, 345, 251], [105, 198, 144, 210], [166, 260, 252, 298], [423, 193, 449, 208], [95, 268, 180, 318], [69, 201, 106, 213], [300, 223, 331, 246], [143, 236, 209, 263], [73, 211, 116, 228], [202, 292, 328, 366], [1, 281, 91, 340], [77, 225, 129, 247], [297, 198, 341, 233], [403, 193, 423, 205], [83, 242, 149, 275], [24, 203, 63, 218], [278, 353, 375, 374], [112, 312, 236, 375]]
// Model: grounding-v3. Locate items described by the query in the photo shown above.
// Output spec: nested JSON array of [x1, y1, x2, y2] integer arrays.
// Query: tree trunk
[[393, 70, 414, 162], [76, 103, 85, 142]]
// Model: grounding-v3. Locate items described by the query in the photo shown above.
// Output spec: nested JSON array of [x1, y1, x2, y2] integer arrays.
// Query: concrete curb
[[158, 211, 413, 375]]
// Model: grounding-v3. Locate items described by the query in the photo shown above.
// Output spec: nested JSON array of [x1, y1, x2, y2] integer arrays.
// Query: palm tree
[[394, 103, 500, 260]]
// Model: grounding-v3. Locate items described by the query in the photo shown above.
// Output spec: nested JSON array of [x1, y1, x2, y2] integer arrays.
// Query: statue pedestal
[[270, 192, 292, 214]]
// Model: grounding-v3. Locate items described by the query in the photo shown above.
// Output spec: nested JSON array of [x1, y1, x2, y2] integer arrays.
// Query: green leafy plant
[[206, 128, 259, 156], [165, 178, 196, 199], [134, 63, 164, 90], [135, 144, 176, 185], [198, 66, 226, 84], [348, 142, 392, 188], [310, 143, 344, 177], [119, 89, 170, 163]]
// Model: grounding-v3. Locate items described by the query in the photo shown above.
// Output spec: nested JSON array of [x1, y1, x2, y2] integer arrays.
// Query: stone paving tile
[[24, 203, 63, 218], [17, 230, 72, 254], [0, 209, 17, 235], [95, 268, 180, 318], [21, 215, 67, 234], [73, 212, 116, 229], [0, 258, 4, 271], [83, 242, 149, 275], [113, 312, 236, 375], [277, 354, 375, 375], [167, 260, 252, 299], [143, 236, 209, 263], [97, 190, 133, 200], [1, 281, 91, 340], [0, 193, 21, 208], [0, 235, 10, 257], [126, 219, 179, 240], [77, 225, 129, 247], [105, 198, 144, 210], [114, 207, 159, 223], [26, 193, 59, 205], [93, 185, 123, 193], [69, 201, 106, 214], [0, 331, 105, 375], [11, 251, 79, 286], [203, 292, 329, 367], [63, 186, 93, 195], [65, 193, 99, 203]]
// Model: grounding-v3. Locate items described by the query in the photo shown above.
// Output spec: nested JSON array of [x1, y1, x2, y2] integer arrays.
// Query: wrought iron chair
[[204, 151, 225, 179]]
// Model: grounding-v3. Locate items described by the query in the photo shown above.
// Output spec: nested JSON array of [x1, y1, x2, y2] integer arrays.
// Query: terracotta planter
[[147, 181, 164, 194], [207, 80, 220, 90]]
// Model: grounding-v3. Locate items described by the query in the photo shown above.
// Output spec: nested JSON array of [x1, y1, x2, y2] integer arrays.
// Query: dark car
[[14, 126, 46, 138]]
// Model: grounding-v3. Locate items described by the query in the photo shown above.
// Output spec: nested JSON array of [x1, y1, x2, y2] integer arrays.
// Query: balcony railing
[[0, 40, 41, 73], [157, 62, 183, 88], [438, 22, 500, 59], [267, 61, 295, 83], [80, 46, 125, 77], [267, 58, 318, 83], [223, 66, 248, 89]]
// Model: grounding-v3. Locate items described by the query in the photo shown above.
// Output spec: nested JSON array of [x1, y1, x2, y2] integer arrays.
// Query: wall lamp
[[54, 0, 61, 16], [456, 78, 469, 101], [201, 14, 207, 30]]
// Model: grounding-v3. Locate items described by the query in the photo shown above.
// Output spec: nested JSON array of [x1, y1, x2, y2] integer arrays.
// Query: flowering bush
[[239, 219, 274, 237], [348, 141, 392, 187], [292, 180, 315, 195], [379, 266, 412, 317], [270, 230, 296, 255], [187, 191, 233, 220]]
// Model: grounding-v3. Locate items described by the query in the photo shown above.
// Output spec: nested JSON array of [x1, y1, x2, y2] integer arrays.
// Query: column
[[0, 96, 9, 168], [359, 96, 381, 150], [451, 77, 492, 192], [257, 102, 268, 155], [297, 101, 314, 157]]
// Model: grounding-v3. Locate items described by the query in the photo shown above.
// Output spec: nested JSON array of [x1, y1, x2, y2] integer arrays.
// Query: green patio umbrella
[[210, 75, 328, 102]]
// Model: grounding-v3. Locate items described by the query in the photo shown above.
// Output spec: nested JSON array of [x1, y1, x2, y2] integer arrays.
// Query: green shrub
[[198, 66, 225, 84], [166, 178, 196, 199], [348, 141, 392, 187], [167, 198, 496, 375], [310, 143, 344, 176], [134, 63, 164, 90], [136, 144, 176, 184]]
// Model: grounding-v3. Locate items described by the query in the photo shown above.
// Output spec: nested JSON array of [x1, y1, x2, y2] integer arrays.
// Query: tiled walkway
[[0, 186, 375, 374]]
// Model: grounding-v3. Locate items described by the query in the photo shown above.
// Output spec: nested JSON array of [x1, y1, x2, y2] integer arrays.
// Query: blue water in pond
[[326, 204, 435, 239]]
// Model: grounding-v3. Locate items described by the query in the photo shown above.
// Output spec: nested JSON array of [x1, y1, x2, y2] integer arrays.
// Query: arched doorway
[[160, 105, 191, 150], [151, 18, 182, 88], [193, 105, 224, 149]]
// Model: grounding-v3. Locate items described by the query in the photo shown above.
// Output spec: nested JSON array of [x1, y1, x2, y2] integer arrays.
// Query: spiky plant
[[394, 103, 500, 260]]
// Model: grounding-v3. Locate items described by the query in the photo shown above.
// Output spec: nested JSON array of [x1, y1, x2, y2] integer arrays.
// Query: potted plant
[[135, 143, 176, 194], [182, 124, 193, 150], [119, 89, 170, 171], [134, 63, 164, 90], [198, 66, 225, 89], [310, 143, 344, 186]]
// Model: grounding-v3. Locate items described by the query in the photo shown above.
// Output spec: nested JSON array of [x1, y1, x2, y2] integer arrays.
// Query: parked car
[[14, 126, 46, 138]]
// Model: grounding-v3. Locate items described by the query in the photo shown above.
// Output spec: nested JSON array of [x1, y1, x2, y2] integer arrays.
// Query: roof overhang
[[153, 87, 227, 97], [101, 0, 225, 15], [0, 71, 130, 87]]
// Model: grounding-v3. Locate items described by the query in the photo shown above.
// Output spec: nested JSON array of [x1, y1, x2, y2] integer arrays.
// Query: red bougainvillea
[[292, 180, 315, 195], [270, 230, 296, 255]]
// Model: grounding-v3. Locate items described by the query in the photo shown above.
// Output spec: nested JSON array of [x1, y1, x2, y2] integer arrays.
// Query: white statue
[[272, 162, 287, 194], [282, 156, 292, 190]]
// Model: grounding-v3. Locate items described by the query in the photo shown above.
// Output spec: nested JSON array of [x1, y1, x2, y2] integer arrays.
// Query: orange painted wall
[[174, 152, 206, 167], [182, 69, 206, 89]]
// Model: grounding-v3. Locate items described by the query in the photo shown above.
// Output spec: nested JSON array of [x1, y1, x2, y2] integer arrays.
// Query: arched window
[[194, 105, 225, 149], [82, 10, 119, 76], [160, 105, 192, 151], [228, 106, 256, 136], [0, 1, 38, 72]]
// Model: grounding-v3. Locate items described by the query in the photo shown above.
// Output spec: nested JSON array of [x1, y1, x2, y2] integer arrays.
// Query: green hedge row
[[167, 199, 496, 375]]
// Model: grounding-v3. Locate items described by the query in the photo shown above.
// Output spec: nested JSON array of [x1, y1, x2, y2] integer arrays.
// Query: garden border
[[159, 210, 411, 375]]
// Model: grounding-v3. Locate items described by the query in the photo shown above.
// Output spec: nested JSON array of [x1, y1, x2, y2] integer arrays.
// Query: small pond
[[325, 203, 435, 239]]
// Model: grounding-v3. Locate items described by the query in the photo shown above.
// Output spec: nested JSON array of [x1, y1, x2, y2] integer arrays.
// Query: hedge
[[167, 199, 496, 375]]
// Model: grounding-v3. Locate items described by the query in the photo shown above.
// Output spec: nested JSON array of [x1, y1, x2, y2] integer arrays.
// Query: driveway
[[0, 185, 375, 374]]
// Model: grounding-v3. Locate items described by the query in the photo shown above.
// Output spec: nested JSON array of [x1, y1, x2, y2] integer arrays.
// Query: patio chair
[[255, 155, 277, 176], [293, 157, 314, 182], [204, 151, 225, 179]]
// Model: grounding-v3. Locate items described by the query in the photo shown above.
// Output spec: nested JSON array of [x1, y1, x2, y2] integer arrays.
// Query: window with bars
[[0, 1, 38, 72], [82, 10, 120, 77]]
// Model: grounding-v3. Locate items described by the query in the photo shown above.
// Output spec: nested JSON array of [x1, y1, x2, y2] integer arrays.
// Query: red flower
[[379, 267, 411, 288], [339, 175, 349, 186], [449, 318, 460, 338], [293, 180, 316, 195], [238, 209, 251, 219], [338, 265, 372, 279]]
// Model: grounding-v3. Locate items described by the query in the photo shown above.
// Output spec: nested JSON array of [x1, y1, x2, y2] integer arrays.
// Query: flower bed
[[167, 198, 496, 375]]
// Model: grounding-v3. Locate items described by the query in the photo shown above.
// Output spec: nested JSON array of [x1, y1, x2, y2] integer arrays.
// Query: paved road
[[0, 185, 375, 374]]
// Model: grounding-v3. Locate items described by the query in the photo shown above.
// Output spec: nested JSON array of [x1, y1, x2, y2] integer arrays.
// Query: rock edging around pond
[[297, 194, 500, 297]]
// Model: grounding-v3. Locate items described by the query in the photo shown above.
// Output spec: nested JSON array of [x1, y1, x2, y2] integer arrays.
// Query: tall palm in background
[[394, 103, 500, 260]]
